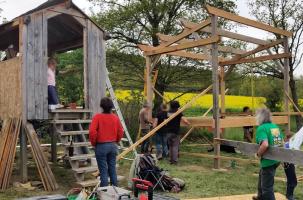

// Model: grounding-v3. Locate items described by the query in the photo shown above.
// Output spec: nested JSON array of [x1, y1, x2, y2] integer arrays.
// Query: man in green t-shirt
[[252, 108, 284, 200]]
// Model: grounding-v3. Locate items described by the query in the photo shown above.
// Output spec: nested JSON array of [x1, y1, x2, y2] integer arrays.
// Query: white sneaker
[[56, 104, 64, 109], [48, 105, 57, 110]]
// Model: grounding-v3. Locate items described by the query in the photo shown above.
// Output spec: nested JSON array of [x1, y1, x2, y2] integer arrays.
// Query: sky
[[0, 0, 301, 77]]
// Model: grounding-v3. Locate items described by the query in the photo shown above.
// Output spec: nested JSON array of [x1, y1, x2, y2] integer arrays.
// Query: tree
[[248, 0, 303, 130], [89, 0, 236, 110]]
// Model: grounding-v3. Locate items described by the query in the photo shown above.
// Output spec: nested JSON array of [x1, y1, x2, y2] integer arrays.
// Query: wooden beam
[[180, 152, 259, 164], [145, 36, 220, 56], [219, 53, 291, 66], [205, 5, 292, 37], [182, 116, 288, 128], [139, 44, 226, 61], [117, 85, 213, 160], [216, 139, 303, 166], [146, 56, 153, 119], [181, 19, 270, 45], [157, 33, 247, 54], [234, 39, 284, 60], [155, 18, 211, 49]]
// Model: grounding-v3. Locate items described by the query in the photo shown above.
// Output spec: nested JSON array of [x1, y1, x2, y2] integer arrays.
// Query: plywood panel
[[0, 58, 22, 118]]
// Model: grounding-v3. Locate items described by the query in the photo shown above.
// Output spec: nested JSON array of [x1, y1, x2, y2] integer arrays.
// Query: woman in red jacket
[[89, 97, 124, 186]]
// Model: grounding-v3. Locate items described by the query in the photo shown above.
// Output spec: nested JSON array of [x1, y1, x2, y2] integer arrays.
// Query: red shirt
[[89, 113, 124, 146]]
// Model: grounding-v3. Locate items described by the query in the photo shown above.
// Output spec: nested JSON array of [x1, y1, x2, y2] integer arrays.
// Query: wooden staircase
[[49, 109, 99, 187]]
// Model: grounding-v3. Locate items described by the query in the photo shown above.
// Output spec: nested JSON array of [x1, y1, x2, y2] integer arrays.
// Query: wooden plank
[[157, 33, 247, 54], [42, 12, 48, 119], [180, 152, 259, 164], [216, 139, 303, 166], [138, 44, 226, 62], [180, 19, 270, 45], [156, 18, 211, 48], [83, 19, 88, 108], [33, 13, 44, 119], [182, 116, 288, 128], [205, 5, 292, 37], [117, 85, 213, 160], [145, 36, 220, 56], [25, 122, 58, 191], [219, 53, 291, 66], [19, 126, 28, 183]]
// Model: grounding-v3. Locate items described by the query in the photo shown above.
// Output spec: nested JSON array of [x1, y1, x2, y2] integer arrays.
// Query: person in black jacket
[[166, 101, 190, 165]]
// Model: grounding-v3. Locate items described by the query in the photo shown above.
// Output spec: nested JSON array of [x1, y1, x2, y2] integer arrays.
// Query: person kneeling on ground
[[89, 97, 124, 187], [253, 108, 284, 200], [166, 101, 190, 165]]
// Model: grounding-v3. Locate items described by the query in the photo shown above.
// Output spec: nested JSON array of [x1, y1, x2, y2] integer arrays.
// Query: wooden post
[[19, 125, 28, 183], [283, 36, 291, 136], [211, 14, 220, 169], [146, 56, 153, 118], [220, 66, 226, 116]]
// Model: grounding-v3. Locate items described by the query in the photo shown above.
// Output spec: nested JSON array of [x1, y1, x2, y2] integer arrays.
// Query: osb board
[[186, 193, 286, 200], [0, 57, 22, 118]]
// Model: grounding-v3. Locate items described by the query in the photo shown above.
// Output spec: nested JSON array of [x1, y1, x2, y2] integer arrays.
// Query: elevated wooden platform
[[182, 116, 288, 128], [186, 193, 286, 200], [49, 109, 92, 120]]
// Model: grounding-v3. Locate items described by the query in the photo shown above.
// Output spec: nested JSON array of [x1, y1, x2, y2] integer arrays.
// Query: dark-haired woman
[[166, 101, 190, 165], [89, 97, 124, 186]]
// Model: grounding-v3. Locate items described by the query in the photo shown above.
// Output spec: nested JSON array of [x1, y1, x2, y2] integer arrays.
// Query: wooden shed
[[0, 0, 107, 120]]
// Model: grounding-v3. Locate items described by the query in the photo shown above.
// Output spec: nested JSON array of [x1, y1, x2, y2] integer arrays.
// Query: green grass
[[1, 144, 303, 199]]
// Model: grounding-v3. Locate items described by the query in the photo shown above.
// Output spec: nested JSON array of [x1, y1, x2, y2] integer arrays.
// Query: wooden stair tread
[[49, 109, 92, 113], [64, 142, 91, 147], [69, 154, 95, 161], [51, 119, 91, 124], [59, 130, 89, 136], [73, 166, 98, 173]]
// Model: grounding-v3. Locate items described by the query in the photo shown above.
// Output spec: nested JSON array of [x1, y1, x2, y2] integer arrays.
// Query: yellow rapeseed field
[[115, 90, 266, 109]]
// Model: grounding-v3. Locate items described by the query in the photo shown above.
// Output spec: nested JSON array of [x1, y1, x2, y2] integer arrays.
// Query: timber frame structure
[[119, 5, 295, 168]]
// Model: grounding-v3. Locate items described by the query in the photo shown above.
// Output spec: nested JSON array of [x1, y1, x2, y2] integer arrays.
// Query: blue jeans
[[154, 132, 168, 158], [141, 129, 150, 154], [48, 85, 59, 105], [95, 143, 118, 186], [284, 163, 297, 200]]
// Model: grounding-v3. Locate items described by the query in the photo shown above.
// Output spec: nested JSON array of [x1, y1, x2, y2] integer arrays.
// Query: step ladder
[[106, 68, 137, 157]]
